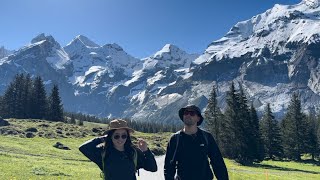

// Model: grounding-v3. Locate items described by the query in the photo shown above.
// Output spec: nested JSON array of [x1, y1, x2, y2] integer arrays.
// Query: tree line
[[0, 74, 180, 133], [204, 82, 320, 165], [0, 74, 63, 121], [124, 118, 182, 133]]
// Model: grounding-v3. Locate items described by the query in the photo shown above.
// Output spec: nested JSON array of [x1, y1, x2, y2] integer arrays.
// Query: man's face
[[183, 109, 200, 126]]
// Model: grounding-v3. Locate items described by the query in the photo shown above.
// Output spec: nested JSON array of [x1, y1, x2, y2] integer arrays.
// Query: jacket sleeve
[[164, 134, 176, 180], [207, 133, 229, 180], [79, 137, 104, 171], [136, 148, 158, 172]]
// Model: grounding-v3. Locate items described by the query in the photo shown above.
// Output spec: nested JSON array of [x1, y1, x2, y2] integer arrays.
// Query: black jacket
[[79, 137, 157, 180], [164, 128, 228, 180]]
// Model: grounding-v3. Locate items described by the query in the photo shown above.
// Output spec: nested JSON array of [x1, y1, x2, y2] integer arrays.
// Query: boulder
[[0, 118, 9, 126], [53, 142, 71, 150], [26, 132, 35, 138]]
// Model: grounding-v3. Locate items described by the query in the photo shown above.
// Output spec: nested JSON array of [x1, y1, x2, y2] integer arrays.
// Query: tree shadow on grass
[[251, 162, 320, 175], [266, 158, 320, 166], [298, 159, 320, 166]]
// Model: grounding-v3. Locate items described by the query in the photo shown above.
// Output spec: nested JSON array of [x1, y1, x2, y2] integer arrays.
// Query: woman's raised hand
[[138, 138, 148, 152]]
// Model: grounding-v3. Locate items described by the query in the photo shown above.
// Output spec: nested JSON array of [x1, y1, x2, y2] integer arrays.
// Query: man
[[164, 105, 228, 180]]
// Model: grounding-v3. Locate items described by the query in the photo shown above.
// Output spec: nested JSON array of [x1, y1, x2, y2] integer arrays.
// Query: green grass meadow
[[226, 159, 320, 180], [0, 119, 319, 179], [0, 136, 101, 179]]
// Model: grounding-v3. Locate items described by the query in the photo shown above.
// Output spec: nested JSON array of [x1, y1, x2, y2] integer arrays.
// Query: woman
[[79, 119, 157, 180]]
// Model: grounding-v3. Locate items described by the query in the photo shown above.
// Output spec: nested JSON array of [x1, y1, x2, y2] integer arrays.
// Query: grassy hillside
[[0, 118, 319, 179]]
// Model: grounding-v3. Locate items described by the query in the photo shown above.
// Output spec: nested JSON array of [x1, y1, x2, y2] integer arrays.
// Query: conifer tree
[[0, 96, 4, 117], [1, 74, 25, 118], [249, 103, 264, 162], [22, 74, 33, 118], [204, 85, 223, 147], [70, 114, 76, 124], [13, 74, 25, 118], [47, 85, 64, 121], [30, 76, 47, 119], [2, 79, 15, 118], [236, 84, 254, 164], [260, 103, 283, 159], [305, 114, 319, 160], [317, 117, 320, 158], [1, 74, 33, 119], [221, 82, 239, 159], [281, 93, 308, 160], [78, 119, 84, 126]]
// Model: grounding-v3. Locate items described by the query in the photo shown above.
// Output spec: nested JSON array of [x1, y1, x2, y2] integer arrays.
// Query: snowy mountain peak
[[103, 43, 124, 51], [161, 44, 180, 52], [138, 44, 197, 75], [197, 0, 320, 63], [0, 46, 13, 59], [153, 44, 188, 60], [66, 35, 100, 48], [30, 33, 58, 46], [303, 0, 320, 8], [31, 33, 46, 44]]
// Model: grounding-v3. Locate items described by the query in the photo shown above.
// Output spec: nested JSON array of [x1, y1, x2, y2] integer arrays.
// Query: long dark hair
[[104, 129, 136, 161]]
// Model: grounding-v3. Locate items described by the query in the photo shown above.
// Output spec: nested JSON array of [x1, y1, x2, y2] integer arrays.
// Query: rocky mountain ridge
[[1, 0, 320, 122]]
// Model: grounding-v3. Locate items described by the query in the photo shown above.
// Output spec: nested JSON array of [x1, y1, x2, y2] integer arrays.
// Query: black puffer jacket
[[164, 128, 228, 180], [79, 137, 157, 180]]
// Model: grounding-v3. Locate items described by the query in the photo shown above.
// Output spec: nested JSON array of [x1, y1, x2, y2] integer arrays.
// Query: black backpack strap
[[170, 130, 182, 164], [198, 128, 210, 157], [101, 146, 107, 179], [199, 128, 209, 146]]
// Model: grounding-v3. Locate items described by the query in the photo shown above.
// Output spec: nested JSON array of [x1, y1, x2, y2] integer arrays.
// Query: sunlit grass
[[225, 158, 320, 180], [0, 136, 101, 179], [1, 119, 319, 179]]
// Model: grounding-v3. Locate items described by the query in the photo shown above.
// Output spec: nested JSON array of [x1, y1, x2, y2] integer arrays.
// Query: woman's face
[[111, 129, 128, 150]]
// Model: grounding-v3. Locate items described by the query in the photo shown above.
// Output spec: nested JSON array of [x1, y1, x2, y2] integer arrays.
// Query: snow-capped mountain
[[0, 46, 13, 59], [63, 35, 141, 91], [191, 0, 320, 116], [1, 0, 320, 122]]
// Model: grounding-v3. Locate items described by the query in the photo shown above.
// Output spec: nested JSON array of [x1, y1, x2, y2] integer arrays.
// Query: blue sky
[[0, 0, 301, 58]]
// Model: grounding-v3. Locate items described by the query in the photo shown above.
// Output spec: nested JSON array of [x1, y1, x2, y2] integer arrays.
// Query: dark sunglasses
[[113, 134, 128, 140], [183, 110, 197, 116]]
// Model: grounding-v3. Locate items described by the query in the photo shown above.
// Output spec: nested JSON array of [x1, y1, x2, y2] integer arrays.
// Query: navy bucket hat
[[178, 105, 204, 126]]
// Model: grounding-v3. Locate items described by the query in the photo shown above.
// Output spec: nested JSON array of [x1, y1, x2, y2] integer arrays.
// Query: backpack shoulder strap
[[101, 146, 107, 179], [133, 148, 138, 170], [199, 128, 209, 146], [170, 130, 182, 164]]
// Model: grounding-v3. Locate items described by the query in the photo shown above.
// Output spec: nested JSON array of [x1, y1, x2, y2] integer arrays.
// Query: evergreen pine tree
[[2, 75, 19, 118], [221, 82, 239, 159], [30, 76, 47, 119], [2, 85, 13, 118], [260, 103, 283, 159], [22, 74, 33, 118], [305, 114, 319, 160], [47, 85, 64, 121], [78, 119, 84, 126], [1, 74, 25, 118], [236, 84, 254, 165], [204, 85, 223, 147], [317, 117, 320, 158], [13, 74, 25, 118], [0, 96, 3, 117], [249, 103, 264, 162], [281, 93, 307, 160], [70, 114, 76, 124]]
